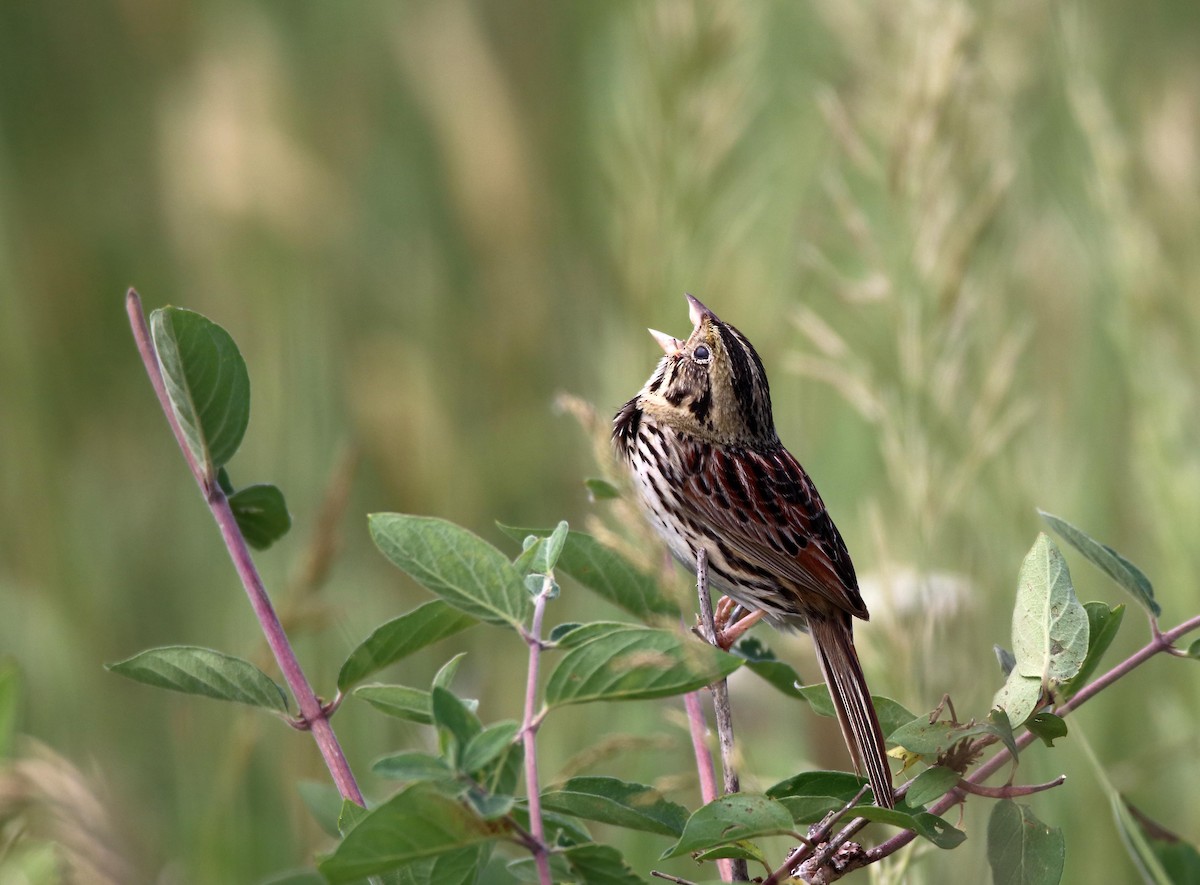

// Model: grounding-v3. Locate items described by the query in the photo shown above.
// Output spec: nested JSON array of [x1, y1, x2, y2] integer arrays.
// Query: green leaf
[[905, 766, 961, 807], [431, 687, 482, 766], [987, 799, 1065, 885], [584, 478, 621, 501], [1119, 800, 1200, 885], [432, 652, 469, 692], [353, 684, 432, 723], [372, 751, 456, 784], [106, 646, 288, 712], [993, 534, 1089, 725], [508, 854, 575, 883], [851, 805, 966, 849], [338, 799, 369, 835], [1063, 602, 1126, 697], [540, 776, 689, 837], [477, 740, 523, 797], [796, 683, 917, 740], [1026, 712, 1068, 747], [150, 307, 250, 476], [889, 712, 1019, 762], [370, 514, 531, 628], [767, 770, 867, 802], [544, 623, 741, 706], [461, 720, 520, 774], [226, 483, 292, 550], [1188, 638, 1200, 661], [296, 781, 344, 839], [992, 674, 1044, 731], [318, 783, 501, 882], [731, 636, 804, 698], [499, 525, 680, 619], [1039, 510, 1159, 617], [509, 805, 594, 847], [662, 793, 795, 859], [387, 846, 488, 885], [563, 843, 648, 884], [465, 791, 514, 820], [338, 601, 477, 691], [515, 520, 569, 576]]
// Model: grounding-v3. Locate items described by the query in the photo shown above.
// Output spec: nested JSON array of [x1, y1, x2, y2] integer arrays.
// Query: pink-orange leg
[[712, 596, 764, 650]]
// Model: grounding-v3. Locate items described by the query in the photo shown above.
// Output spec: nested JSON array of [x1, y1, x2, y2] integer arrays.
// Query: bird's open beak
[[648, 328, 683, 355], [685, 293, 714, 327]]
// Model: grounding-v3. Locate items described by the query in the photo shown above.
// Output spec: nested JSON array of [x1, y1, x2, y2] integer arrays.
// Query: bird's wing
[[677, 441, 868, 621]]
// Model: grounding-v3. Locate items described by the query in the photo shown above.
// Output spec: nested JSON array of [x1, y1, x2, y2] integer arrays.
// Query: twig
[[651, 872, 699, 884], [519, 575, 556, 885], [762, 784, 869, 885], [125, 290, 364, 807], [863, 609, 1200, 866], [694, 549, 748, 883], [956, 774, 1065, 799]]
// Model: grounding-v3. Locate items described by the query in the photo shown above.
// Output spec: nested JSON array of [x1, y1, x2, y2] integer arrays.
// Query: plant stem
[[520, 577, 554, 885], [681, 687, 719, 805], [694, 549, 748, 883], [125, 289, 365, 807], [863, 609, 1200, 866]]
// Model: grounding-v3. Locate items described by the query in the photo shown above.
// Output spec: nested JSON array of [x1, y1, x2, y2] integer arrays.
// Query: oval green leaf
[[540, 776, 689, 837], [106, 645, 287, 712], [227, 483, 292, 550], [544, 623, 741, 706], [1039, 510, 1159, 617], [987, 799, 1065, 885], [994, 534, 1088, 725], [150, 307, 250, 476], [317, 783, 502, 883], [372, 751, 456, 784], [1063, 602, 1125, 698], [371, 514, 530, 628], [338, 601, 478, 691], [352, 684, 432, 723], [661, 793, 795, 859], [460, 720, 520, 774]]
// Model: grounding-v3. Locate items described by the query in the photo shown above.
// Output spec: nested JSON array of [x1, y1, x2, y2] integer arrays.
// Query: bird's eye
[[693, 344, 711, 363]]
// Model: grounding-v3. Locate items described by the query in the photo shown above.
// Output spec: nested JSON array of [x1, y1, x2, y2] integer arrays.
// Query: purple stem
[[520, 580, 554, 885], [865, 609, 1200, 864], [126, 289, 365, 807]]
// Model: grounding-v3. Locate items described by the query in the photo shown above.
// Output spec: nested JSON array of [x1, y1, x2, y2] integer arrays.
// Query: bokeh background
[[2, 1, 1199, 882]]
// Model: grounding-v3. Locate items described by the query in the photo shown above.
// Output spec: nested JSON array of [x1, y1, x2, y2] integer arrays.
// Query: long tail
[[808, 615, 895, 808]]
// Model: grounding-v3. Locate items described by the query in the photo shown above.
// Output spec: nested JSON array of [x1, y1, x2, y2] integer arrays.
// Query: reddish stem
[[126, 289, 364, 807]]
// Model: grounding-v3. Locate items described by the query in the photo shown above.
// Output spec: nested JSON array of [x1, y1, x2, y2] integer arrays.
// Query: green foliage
[[539, 777, 688, 838], [993, 534, 1089, 725], [499, 525, 681, 619], [317, 783, 502, 883], [226, 483, 292, 551], [109, 304, 1200, 884], [544, 622, 741, 706], [106, 646, 289, 713], [661, 794, 795, 860], [371, 514, 531, 628], [1039, 511, 1160, 618], [338, 601, 477, 692], [987, 800, 1065, 885], [1063, 603, 1126, 698], [150, 307, 250, 477]]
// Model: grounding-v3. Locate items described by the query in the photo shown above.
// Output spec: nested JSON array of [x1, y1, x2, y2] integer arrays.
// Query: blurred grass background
[[1, 0, 1199, 882]]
